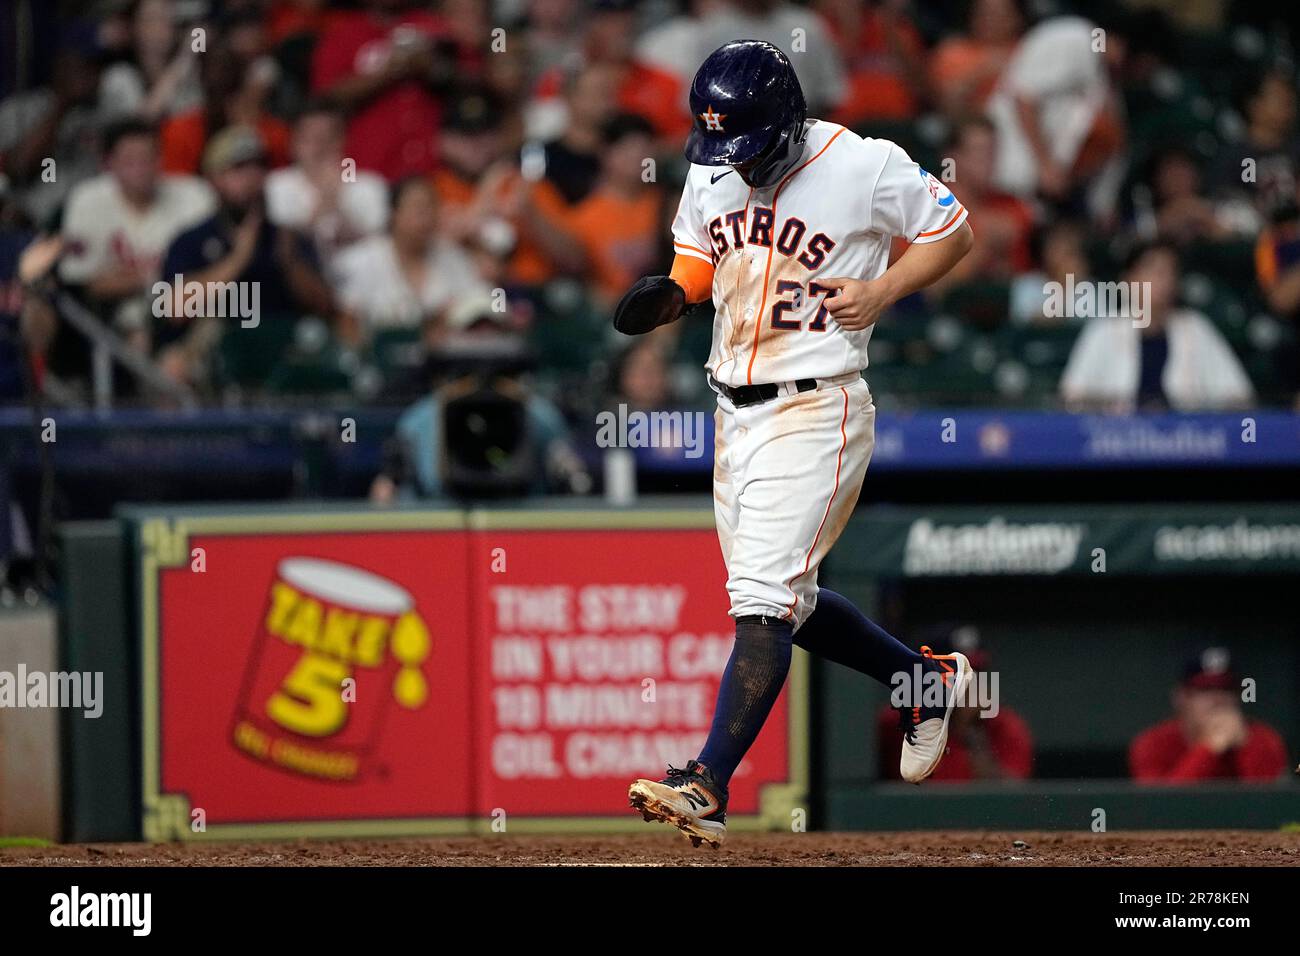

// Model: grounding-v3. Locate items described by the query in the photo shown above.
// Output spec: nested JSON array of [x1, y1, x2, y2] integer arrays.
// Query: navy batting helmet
[[685, 40, 808, 187]]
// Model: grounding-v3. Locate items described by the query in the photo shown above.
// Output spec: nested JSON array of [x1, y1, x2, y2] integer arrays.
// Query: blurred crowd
[[1, 0, 1299, 423]]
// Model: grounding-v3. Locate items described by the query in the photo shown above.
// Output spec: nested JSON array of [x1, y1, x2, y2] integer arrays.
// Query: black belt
[[712, 376, 818, 408]]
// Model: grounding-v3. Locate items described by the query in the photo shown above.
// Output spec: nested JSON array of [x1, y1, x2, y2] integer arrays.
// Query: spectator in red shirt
[[876, 627, 1034, 782], [1129, 648, 1289, 783], [311, 0, 455, 181]]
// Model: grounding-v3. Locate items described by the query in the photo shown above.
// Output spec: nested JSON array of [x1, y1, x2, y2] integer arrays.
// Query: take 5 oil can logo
[[231, 557, 433, 782]]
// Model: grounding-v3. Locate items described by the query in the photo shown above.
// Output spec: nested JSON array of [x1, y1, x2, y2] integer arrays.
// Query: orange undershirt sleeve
[[669, 253, 715, 305]]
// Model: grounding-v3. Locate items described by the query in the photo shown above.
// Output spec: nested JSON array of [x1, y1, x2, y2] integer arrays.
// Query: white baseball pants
[[712, 374, 876, 630]]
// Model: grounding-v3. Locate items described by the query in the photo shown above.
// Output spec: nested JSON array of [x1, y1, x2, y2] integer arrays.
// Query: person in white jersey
[[617, 40, 976, 848]]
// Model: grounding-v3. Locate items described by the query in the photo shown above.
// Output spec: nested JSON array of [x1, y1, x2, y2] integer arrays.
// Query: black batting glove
[[613, 275, 686, 335]]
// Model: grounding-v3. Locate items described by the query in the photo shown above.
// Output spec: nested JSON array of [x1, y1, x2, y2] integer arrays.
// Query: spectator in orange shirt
[[430, 85, 578, 290], [1129, 648, 1289, 783], [430, 85, 516, 233], [819, 0, 931, 125], [534, 0, 688, 145], [550, 113, 665, 304], [160, 28, 291, 175], [930, 0, 1024, 119]]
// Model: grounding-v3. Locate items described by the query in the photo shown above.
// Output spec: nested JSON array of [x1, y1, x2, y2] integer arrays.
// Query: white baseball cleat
[[898, 646, 973, 784], [628, 760, 728, 848]]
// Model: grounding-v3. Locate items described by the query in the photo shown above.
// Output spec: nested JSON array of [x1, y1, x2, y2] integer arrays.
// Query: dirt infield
[[2, 830, 1296, 866]]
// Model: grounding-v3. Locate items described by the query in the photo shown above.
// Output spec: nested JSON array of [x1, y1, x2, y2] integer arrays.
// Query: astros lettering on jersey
[[671, 120, 968, 388]]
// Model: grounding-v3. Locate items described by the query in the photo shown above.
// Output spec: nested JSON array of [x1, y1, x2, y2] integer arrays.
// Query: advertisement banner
[[136, 509, 807, 839], [467, 518, 804, 828], [830, 504, 1300, 577], [139, 514, 474, 839]]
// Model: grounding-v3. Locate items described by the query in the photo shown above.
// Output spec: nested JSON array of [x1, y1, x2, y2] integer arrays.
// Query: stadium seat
[[1181, 272, 1250, 348], [370, 328, 424, 384], [853, 119, 941, 172], [674, 308, 715, 367], [216, 319, 298, 388], [1180, 239, 1257, 290], [265, 349, 354, 396], [528, 283, 607, 374]]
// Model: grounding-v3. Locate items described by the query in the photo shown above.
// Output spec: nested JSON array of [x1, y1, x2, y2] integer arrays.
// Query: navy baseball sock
[[697, 615, 793, 789], [794, 588, 936, 686]]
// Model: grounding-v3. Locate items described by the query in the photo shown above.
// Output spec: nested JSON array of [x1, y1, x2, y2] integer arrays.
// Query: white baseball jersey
[[59, 173, 215, 287], [673, 121, 968, 627], [671, 120, 967, 388]]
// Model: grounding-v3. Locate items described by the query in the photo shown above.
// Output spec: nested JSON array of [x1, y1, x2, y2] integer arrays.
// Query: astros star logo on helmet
[[699, 106, 726, 131]]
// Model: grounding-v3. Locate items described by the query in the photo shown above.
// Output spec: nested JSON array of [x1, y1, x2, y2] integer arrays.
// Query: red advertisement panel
[[468, 528, 795, 819], [154, 529, 473, 826], [142, 514, 804, 838]]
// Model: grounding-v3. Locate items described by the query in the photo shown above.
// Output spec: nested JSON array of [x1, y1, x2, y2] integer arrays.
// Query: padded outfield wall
[[54, 500, 1300, 841]]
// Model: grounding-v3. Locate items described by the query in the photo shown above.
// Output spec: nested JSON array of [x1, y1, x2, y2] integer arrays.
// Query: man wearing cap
[[429, 84, 584, 291], [429, 85, 514, 238], [157, 125, 334, 386], [1129, 648, 1289, 782]]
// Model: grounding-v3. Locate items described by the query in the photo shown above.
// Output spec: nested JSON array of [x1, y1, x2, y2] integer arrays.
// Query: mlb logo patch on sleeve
[[919, 168, 956, 207]]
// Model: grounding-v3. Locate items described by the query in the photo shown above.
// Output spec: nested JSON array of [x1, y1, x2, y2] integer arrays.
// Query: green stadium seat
[[997, 323, 1080, 372], [1181, 272, 1250, 347], [528, 283, 607, 374], [216, 319, 298, 387], [1180, 239, 1257, 289], [370, 328, 423, 381], [853, 120, 941, 171], [674, 308, 715, 367], [265, 348, 353, 395]]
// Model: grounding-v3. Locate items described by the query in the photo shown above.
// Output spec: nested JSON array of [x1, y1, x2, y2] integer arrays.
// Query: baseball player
[[619, 40, 976, 848]]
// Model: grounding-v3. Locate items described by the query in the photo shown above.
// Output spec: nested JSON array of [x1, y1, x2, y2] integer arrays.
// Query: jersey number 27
[[771, 280, 834, 332]]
